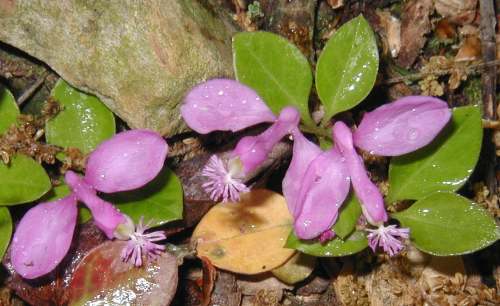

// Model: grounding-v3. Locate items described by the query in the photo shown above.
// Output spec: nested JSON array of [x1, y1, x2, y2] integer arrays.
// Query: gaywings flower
[[181, 78, 300, 202], [284, 96, 451, 255], [11, 130, 169, 279]]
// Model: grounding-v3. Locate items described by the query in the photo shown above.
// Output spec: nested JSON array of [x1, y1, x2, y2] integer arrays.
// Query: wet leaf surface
[[233, 32, 313, 125], [103, 167, 184, 227], [193, 189, 295, 274], [388, 106, 482, 202], [0, 154, 51, 205], [316, 15, 379, 121], [0, 207, 12, 260], [67, 241, 178, 306], [46, 79, 116, 154], [393, 192, 499, 256], [0, 87, 19, 134], [5, 222, 107, 306], [286, 230, 368, 257]]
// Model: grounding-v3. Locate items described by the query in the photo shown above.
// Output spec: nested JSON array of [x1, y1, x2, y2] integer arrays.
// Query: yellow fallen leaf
[[193, 189, 295, 274]]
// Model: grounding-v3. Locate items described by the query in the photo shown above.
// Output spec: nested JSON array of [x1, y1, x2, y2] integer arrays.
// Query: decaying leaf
[[376, 10, 401, 58], [193, 189, 295, 274], [434, 0, 478, 25], [67, 241, 178, 306], [455, 35, 481, 62], [272, 252, 316, 285], [396, 0, 433, 68], [237, 273, 292, 304]]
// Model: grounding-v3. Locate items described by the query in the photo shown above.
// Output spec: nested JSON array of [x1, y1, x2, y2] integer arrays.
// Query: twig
[[16, 70, 48, 106], [383, 59, 500, 85], [479, 0, 498, 196]]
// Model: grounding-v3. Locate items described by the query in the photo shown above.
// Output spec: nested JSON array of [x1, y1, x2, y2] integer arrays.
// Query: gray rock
[[0, 0, 235, 136]]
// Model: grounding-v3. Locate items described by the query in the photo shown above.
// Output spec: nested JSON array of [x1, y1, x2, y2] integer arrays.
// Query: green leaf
[[333, 193, 362, 239], [46, 79, 116, 154], [393, 192, 498, 256], [316, 15, 379, 122], [103, 167, 183, 227], [233, 31, 314, 125], [286, 230, 367, 257], [0, 207, 12, 260], [0, 154, 51, 205], [388, 106, 482, 202], [42, 184, 91, 224], [0, 86, 19, 134], [272, 252, 316, 285]]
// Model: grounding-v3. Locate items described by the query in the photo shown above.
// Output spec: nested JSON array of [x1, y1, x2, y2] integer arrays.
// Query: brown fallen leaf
[[200, 256, 216, 306], [455, 35, 482, 62], [5, 221, 107, 306], [210, 271, 242, 306], [237, 273, 292, 302], [434, 0, 478, 25], [395, 0, 433, 68], [66, 241, 178, 306], [193, 189, 295, 275], [376, 10, 401, 58]]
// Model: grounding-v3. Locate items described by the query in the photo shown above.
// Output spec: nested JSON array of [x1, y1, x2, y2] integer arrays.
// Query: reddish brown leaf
[[396, 0, 433, 68], [67, 241, 178, 305], [200, 256, 216, 306]]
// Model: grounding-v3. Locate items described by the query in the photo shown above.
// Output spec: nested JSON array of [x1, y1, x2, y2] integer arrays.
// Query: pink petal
[[11, 195, 78, 279], [181, 79, 276, 134], [85, 130, 168, 193], [353, 96, 451, 156], [333, 122, 388, 225], [232, 106, 299, 173], [293, 148, 350, 240], [66, 171, 126, 238], [282, 129, 322, 218]]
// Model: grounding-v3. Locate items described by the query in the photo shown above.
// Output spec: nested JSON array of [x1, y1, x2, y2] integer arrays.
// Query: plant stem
[[300, 124, 332, 139]]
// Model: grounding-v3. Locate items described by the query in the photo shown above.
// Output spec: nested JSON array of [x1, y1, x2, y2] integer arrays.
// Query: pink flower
[[11, 130, 169, 279], [284, 96, 451, 255], [182, 79, 300, 202]]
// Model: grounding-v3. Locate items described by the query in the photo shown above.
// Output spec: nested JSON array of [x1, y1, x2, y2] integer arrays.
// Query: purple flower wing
[[353, 96, 451, 156], [66, 171, 126, 238], [233, 107, 299, 173], [282, 129, 322, 218], [85, 130, 168, 193], [11, 195, 78, 279], [334, 122, 388, 225], [181, 79, 276, 134], [293, 149, 350, 240]]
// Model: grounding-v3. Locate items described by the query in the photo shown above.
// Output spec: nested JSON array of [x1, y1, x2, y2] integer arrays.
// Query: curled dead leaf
[[455, 36, 481, 62], [193, 189, 295, 275]]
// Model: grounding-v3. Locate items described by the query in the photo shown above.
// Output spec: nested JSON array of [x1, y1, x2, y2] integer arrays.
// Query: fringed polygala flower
[[11, 130, 169, 279], [285, 96, 451, 255], [181, 78, 300, 202]]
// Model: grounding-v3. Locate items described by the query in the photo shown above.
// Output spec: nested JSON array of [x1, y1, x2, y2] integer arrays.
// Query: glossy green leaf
[[0, 154, 51, 205], [0, 207, 12, 260], [393, 192, 499, 256], [233, 31, 314, 125], [286, 230, 367, 257], [333, 193, 362, 239], [316, 15, 379, 122], [388, 106, 482, 202], [103, 167, 183, 227], [46, 79, 116, 154], [0, 87, 19, 134], [42, 184, 91, 224]]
